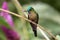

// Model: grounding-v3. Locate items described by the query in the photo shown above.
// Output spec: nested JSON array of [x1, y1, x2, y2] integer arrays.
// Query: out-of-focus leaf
[[56, 35, 60, 40], [0, 28, 6, 40], [0, 16, 11, 29]]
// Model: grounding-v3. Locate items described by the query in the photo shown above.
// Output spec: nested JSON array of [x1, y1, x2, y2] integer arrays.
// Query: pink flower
[[0, 1, 14, 27], [0, 1, 20, 40]]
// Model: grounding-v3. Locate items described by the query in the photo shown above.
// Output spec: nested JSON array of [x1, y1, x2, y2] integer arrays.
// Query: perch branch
[[37, 27, 50, 40], [0, 8, 57, 40]]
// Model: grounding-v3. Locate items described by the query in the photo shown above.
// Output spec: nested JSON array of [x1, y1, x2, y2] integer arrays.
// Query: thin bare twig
[[37, 27, 50, 40], [0, 9, 57, 40]]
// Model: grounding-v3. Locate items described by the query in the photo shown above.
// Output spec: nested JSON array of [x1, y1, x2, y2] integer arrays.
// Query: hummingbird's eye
[[27, 7, 33, 11], [30, 9, 32, 11]]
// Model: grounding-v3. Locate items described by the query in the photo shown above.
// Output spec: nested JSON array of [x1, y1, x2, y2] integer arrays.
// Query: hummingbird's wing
[[36, 13, 39, 24], [28, 11, 39, 37]]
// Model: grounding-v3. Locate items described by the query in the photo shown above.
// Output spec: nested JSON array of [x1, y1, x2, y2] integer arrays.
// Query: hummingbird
[[27, 7, 39, 37]]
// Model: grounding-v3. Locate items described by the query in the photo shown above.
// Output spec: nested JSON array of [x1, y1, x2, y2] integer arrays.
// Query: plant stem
[[0, 8, 57, 40], [37, 27, 50, 40]]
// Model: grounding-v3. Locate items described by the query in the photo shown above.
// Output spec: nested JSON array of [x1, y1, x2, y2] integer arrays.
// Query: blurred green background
[[0, 0, 60, 40]]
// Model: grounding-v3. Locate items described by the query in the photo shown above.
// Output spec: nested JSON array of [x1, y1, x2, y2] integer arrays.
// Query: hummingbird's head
[[27, 6, 34, 12]]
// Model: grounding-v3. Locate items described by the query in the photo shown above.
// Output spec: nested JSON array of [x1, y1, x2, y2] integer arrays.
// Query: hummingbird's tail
[[30, 23, 37, 37], [33, 29, 37, 37]]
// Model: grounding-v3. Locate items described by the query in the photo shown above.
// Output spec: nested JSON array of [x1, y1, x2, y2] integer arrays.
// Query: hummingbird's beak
[[22, 10, 27, 12]]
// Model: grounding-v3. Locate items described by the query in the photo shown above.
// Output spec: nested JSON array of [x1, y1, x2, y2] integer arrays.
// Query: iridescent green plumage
[[27, 7, 39, 37]]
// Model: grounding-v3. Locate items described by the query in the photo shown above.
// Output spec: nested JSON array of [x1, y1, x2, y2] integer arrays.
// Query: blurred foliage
[[0, 0, 60, 11], [19, 0, 60, 11], [1, 0, 60, 12], [0, 17, 11, 29], [0, 28, 6, 40], [56, 35, 60, 40]]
